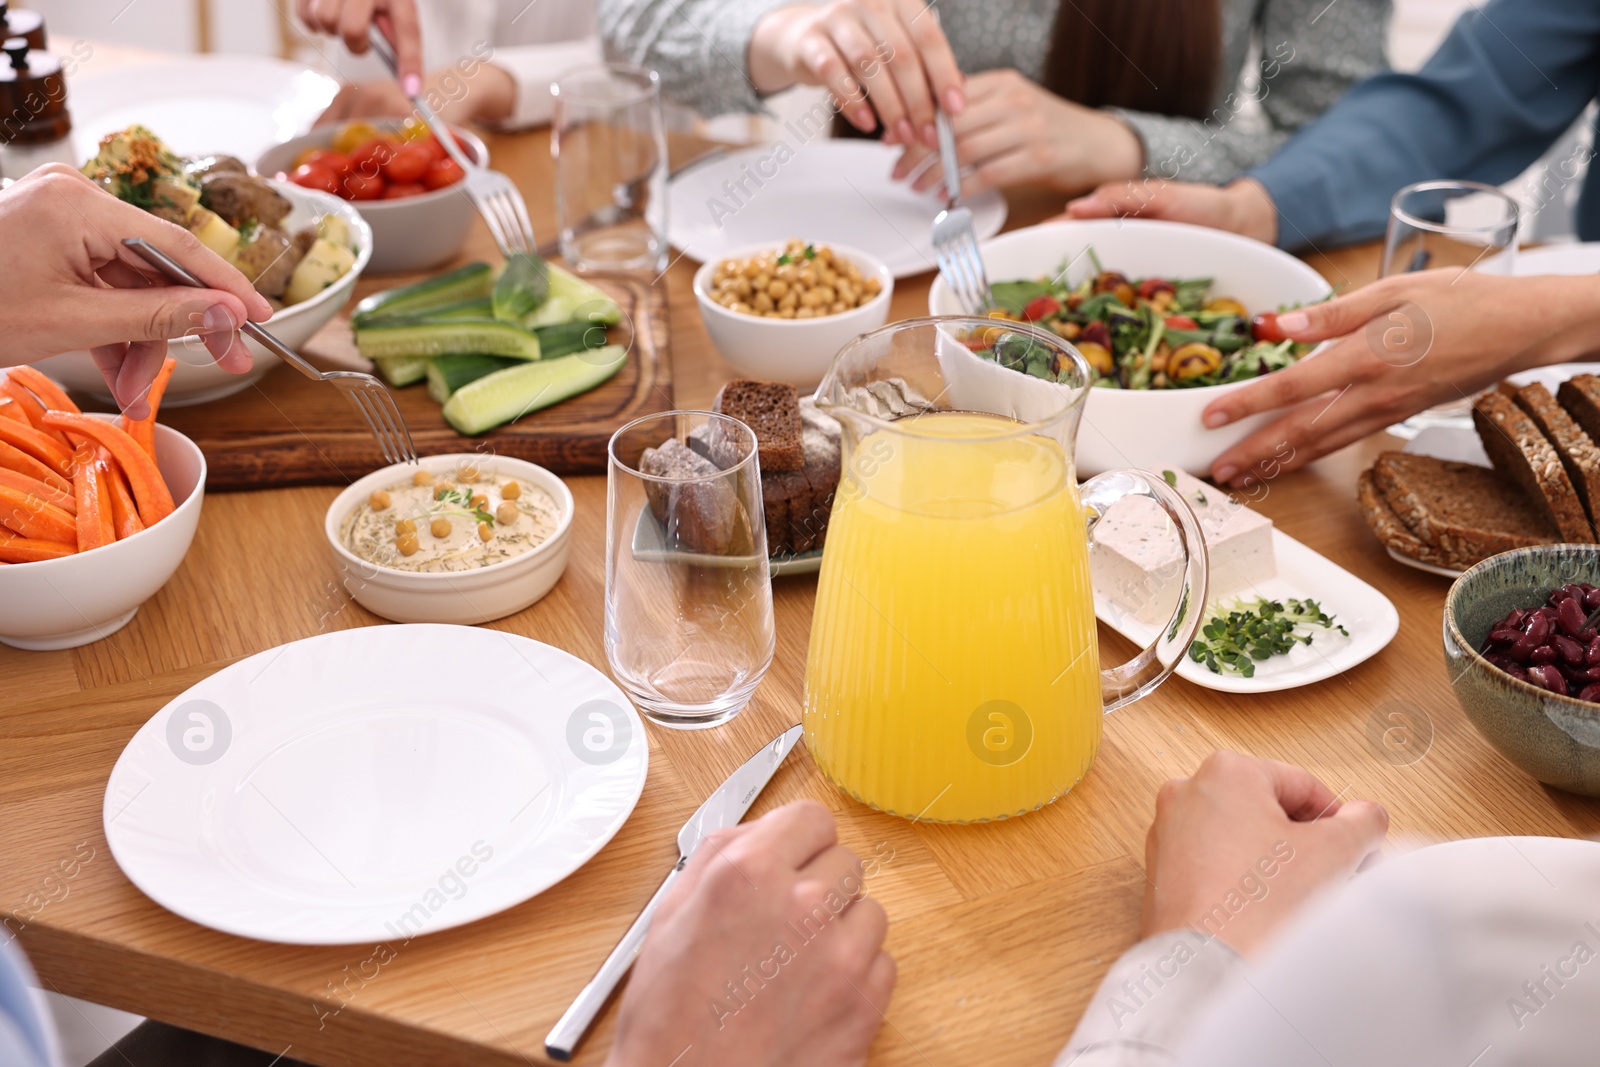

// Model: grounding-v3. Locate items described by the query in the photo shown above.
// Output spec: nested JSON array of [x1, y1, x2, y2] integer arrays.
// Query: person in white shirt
[[295, 0, 604, 128]]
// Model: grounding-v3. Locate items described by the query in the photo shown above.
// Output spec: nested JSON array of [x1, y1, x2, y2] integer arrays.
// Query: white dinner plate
[[1095, 530, 1400, 694], [71, 56, 337, 165], [667, 140, 1006, 279], [103, 625, 648, 945], [1514, 243, 1600, 276]]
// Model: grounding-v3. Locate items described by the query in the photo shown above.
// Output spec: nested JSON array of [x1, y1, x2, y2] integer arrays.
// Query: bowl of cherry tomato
[[257, 119, 488, 273]]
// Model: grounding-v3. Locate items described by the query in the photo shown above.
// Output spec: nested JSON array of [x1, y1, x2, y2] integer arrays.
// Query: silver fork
[[930, 110, 992, 315], [367, 26, 537, 257], [124, 238, 419, 466]]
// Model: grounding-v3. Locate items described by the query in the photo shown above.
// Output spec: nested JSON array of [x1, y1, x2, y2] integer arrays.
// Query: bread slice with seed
[[1507, 380, 1600, 530], [1558, 373, 1600, 468], [1372, 451, 1559, 561], [1356, 468, 1463, 569], [714, 380, 804, 472], [1472, 390, 1594, 542]]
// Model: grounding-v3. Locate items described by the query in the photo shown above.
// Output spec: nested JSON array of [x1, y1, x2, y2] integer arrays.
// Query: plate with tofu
[[1091, 468, 1399, 693]]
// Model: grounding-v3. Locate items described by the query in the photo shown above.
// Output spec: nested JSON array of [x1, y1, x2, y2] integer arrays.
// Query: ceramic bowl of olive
[[1444, 544, 1600, 795]]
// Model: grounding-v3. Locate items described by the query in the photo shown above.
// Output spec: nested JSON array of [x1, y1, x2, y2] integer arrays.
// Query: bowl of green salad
[[927, 218, 1332, 477]]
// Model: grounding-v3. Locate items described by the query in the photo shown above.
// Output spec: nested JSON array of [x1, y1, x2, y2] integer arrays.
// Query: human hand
[[747, 0, 963, 147], [604, 800, 895, 1067], [314, 65, 512, 127], [1200, 269, 1600, 485], [1142, 750, 1388, 957], [0, 165, 272, 418], [1062, 177, 1279, 246], [889, 69, 1142, 198], [295, 0, 423, 96]]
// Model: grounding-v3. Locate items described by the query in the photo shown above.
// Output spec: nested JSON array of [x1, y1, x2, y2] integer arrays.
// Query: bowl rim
[[1444, 544, 1600, 713], [256, 121, 488, 211], [692, 240, 894, 329], [324, 453, 576, 583], [258, 177, 375, 322], [0, 415, 206, 577]]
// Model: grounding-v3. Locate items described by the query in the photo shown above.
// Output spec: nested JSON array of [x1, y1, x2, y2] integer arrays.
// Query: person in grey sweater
[[599, 0, 1390, 197]]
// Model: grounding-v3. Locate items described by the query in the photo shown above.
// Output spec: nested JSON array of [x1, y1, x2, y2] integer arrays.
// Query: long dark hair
[[1041, 0, 1222, 119]]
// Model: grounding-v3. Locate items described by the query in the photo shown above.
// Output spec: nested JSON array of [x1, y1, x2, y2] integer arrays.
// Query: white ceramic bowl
[[927, 219, 1333, 476], [257, 122, 488, 273], [325, 454, 574, 625], [694, 242, 894, 388], [0, 417, 206, 650], [35, 182, 372, 408]]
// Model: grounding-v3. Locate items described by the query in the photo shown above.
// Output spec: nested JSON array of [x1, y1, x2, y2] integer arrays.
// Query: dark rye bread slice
[[1558, 374, 1600, 476], [640, 438, 744, 555], [1356, 468, 1462, 569], [1372, 452, 1558, 560], [714, 380, 804, 472], [1506, 380, 1600, 529], [766, 399, 843, 555], [1473, 390, 1594, 542]]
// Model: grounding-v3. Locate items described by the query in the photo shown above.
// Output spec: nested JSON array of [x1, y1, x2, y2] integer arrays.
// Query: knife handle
[[544, 862, 684, 1062]]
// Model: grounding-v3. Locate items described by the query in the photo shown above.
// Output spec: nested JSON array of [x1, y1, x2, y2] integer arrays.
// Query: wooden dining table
[[5, 116, 1599, 1067]]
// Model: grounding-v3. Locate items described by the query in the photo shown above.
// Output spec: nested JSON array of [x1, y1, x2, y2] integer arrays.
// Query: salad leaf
[[988, 279, 1053, 317]]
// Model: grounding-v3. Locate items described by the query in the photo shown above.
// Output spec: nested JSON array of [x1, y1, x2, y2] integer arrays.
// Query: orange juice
[[803, 411, 1102, 823]]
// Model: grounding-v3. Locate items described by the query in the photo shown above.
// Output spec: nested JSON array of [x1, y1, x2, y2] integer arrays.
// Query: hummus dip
[[341, 467, 561, 573]]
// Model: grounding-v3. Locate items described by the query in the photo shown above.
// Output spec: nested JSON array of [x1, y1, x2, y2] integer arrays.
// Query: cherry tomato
[[1136, 277, 1174, 300], [383, 182, 429, 199], [383, 142, 434, 185], [331, 121, 381, 155], [300, 148, 352, 177], [349, 138, 399, 176], [341, 171, 386, 201], [424, 157, 465, 190], [1021, 295, 1061, 322], [289, 163, 339, 195], [1251, 311, 1289, 343], [1164, 315, 1199, 331]]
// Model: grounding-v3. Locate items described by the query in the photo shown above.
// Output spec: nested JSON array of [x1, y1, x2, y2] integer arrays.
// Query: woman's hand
[[295, 0, 424, 95], [891, 69, 1143, 197], [1142, 751, 1388, 957], [314, 64, 514, 127], [1200, 270, 1600, 486], [748, 0, 964, 147], [1062, 176, 1280, 246], [0, 165, 272, 418], [605, 800, 894, 1067]]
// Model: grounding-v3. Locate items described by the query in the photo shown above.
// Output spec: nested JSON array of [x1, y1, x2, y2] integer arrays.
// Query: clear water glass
[[605, 411, 774, 729], [552, 64, 669, 274], [1382, 180, 1520, 438]]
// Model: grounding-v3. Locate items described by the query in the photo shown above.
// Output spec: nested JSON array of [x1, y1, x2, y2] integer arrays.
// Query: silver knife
[[544, 724, 805, 1061]]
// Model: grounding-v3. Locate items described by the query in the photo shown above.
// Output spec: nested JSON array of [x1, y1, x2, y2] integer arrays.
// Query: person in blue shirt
[[1065, 0, 1600, 487]]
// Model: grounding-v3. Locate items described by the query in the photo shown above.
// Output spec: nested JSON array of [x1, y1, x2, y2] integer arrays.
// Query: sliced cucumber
[[535, 320, 607, 361], [356, 319, 542, 362], [352, 262, 493, 326], [426, 353, 521, 404], [492, 252, 550, 323], [357, 297, 493, 328], [373, 354, 430, 387], [522, 264, 622, 328], [442, 346, 627, 435]]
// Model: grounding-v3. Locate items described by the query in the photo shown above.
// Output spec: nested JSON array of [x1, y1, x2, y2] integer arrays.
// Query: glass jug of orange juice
[[804, 317, 1208, 823]]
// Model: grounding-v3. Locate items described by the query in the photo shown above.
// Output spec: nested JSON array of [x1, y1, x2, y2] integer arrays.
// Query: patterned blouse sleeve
[[598, 0, 789, 116]]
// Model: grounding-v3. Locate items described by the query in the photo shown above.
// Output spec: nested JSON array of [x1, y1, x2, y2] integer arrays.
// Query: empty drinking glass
[[1381, 180, 1520, 437], [605, 411, 774, 728], [552, 64, 669, 274]]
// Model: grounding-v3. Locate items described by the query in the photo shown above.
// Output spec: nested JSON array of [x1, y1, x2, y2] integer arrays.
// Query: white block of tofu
[[1090, 468, 1276, 624]]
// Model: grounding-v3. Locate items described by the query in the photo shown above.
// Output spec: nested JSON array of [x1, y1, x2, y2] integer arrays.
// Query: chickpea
[[830, 301, 848, 314], [395, 518, 417, 536], [458, 463, 480, 483], [864, 277, 882, 295], [767, 279, 788, 299], [396, 532, 420, 556], [777, 307, 796, 318], [434, 482, 456, 499], [753, 273, 770, 291], [496, 501, 520, 524], [779, 290, 798, 311], [470, 492, 489, 510], [369, 489, 392, 510], [412, 469, 434, 487], [796, 307, 816, 319], [477, 522, 493, 542], [501, 480, 521, 500], [753, 291, 774, 312], [815, 285, 835, 305], [430, 517, 452, 539], [798, 267, 816, 286], [733, 276, 752, 298], [800, 289, 823, 308]]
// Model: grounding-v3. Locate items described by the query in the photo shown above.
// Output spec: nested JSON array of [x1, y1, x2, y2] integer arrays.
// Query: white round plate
[[71, 56, 337, 165], [667, 140, 1005, 279], [1514, 242, 1600, 276], [103, 625, 648, 945]]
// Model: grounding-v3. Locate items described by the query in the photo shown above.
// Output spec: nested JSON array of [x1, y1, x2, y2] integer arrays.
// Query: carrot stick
[[0, 417, 74, 476], [0, 467, 75, 515], [97, 451, 142, 539], [38, 412, 172, 525], [121, 357, 175, 460], [6, 366, 80, 415], [0, 396, 26, 423], [0, 483, 77, 545], [0, 529, 77, 563], [0, 441, 71, 495], [0, 378, 71, 448]]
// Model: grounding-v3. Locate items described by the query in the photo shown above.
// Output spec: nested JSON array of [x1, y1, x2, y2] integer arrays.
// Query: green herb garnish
[[776, 243, 817, 266], [1162, 469, 1178, 488], [1188, 597, 1348, 677]]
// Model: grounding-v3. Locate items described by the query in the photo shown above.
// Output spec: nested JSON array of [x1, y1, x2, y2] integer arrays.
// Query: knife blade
[[544, 723, 804, 1061]]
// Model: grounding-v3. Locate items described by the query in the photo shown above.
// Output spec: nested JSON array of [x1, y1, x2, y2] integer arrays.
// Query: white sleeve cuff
[[488, 37, 607, 129]]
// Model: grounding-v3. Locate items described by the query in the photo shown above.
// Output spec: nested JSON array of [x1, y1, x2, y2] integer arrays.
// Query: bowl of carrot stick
[[0, 361, 205, 650]]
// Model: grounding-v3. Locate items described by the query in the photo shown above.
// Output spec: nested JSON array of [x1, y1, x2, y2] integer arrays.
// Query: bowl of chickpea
[[694, 240, 893, 387], [324, 453, 574, 625]]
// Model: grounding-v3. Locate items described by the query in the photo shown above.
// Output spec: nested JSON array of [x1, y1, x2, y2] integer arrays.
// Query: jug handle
[[1080, 470, 1210, 714]]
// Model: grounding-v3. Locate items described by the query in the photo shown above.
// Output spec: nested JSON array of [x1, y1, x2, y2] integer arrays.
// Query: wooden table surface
[[6, 125, 1599, 1067]]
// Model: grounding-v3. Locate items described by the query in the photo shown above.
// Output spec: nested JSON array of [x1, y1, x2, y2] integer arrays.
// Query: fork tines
[[933, 209, 993, 316], [333, 374, 418, 465]]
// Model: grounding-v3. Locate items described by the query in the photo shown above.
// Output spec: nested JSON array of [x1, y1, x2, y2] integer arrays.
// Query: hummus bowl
[[325, 454, 574, 625]]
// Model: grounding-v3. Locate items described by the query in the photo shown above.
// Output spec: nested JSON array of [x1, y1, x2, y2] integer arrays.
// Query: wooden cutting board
[[158, 271, 672, 490]]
